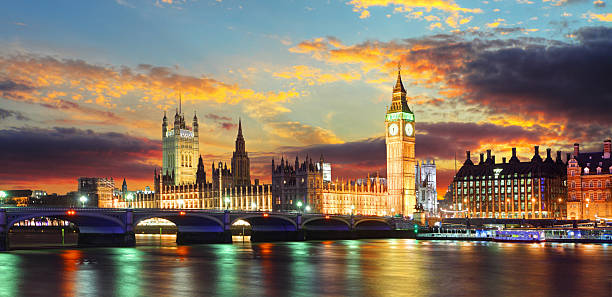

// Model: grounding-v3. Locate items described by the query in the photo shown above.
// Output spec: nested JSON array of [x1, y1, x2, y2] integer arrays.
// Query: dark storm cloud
[[279, 137, 385, 166], [0, 127, 161, 183], [0, 80, 34, 92], [460, 26, 612, 124], [417, 122, 548, 159], [0, 108, 29, 121], [264, 121, 546, 179]]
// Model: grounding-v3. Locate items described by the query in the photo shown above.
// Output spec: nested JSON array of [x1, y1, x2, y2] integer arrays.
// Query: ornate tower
[[385, 65, 416, 216], [161, 95, 199, 185], [231, 119, 251, 187]]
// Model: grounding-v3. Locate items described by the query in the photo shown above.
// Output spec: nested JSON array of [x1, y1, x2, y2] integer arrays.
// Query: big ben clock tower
[[385, 65, 416, 217]]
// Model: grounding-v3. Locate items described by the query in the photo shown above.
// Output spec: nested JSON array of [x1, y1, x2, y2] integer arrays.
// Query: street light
[[225, 197, 231, 210], [305, 205, 311, 212], [0, 191, 7, 205], [79, 196, 88, 208], [126, 193, 134, 208], [297, 200, 303, 213]]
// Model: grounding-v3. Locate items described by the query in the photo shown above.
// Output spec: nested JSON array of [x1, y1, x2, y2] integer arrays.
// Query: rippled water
[[0, 235, 610, 297]]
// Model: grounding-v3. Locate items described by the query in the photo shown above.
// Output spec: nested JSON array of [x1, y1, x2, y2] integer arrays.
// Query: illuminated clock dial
[[405, 123, 414, 136], [388, 123, 399, 136]]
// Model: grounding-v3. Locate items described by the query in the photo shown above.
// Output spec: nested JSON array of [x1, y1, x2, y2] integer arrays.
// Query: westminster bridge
[[0, 208, 411, 250]]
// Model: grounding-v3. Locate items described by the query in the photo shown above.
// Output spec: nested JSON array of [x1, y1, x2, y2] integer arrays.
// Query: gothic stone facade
[[155, 107, 271, 211], [416, 160, 437, 214]]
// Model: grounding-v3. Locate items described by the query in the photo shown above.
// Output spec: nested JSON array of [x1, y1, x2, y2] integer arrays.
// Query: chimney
[[492, 155, 496, 164], [512, 148, 517, 157], [534, 146, 539, 156], [566, 153, 571, 162], [574, 143, 579, 156], [466, 151, 471, 160], [604, 139, 611, 159], [502, 157, 507, 163], [479, 153, 484, 164], [556, 151, 562, 162], [546, 148, 552, 160], [486, 149, 492, 161]]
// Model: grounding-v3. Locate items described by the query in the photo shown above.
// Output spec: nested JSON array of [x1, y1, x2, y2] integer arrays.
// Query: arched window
[[571, 182, 575, 188], [584, 167, 590, 174]]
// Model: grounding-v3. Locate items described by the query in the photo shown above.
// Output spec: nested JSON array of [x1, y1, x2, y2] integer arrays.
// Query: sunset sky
[[1, 0, 611, 196]]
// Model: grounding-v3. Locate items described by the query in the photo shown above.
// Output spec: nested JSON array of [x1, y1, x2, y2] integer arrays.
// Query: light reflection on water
[[0, 236, 609, 297]]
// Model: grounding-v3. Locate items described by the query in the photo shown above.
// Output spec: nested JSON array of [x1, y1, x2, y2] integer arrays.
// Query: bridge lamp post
[[225, 197, 231, 210], [126, 193, 134, 209], [251, 202, 257, 211], [305, 205, 311, 213], [0, 191, 6, 205], [296, 201, 303, 214], [79, 196, 88, 208]]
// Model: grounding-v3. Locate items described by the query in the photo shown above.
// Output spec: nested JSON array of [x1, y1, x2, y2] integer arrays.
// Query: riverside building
[[452, 147, 567, 219], [566, 140, 612, 220]]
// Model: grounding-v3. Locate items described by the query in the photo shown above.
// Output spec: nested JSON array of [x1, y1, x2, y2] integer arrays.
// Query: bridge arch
[[301, 217, 351, 231], [8, 211, 125, 234], [232, 214, 297, 232], [354, 219, 392, 231], [134, 212, 224, 233]]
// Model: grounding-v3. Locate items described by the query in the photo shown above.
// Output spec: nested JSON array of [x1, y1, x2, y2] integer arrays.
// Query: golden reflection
[[60, 249, 81, 297]]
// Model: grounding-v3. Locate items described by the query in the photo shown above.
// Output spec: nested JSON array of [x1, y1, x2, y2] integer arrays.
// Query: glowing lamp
[[263, 213, 269, 218], [66, 210, 76, 216], [325, 215, 330, 219], [179, 211, 186, 216]]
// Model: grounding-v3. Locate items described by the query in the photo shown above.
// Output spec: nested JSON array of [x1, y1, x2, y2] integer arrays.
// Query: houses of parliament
[[120, 100, 274, 211], [117, 67, 421, 217]]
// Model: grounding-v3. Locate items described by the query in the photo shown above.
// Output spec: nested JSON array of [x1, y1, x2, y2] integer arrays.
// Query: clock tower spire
[[385, 63, 416, 217]]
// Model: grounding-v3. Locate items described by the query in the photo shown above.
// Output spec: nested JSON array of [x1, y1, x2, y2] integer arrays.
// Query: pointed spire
[[393, 62, 406, 94], [178, 90, 182, 115], [238, 118, 243, 137]]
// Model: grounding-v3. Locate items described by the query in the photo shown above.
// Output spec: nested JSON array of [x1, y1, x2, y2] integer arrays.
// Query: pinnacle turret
[[393, 63, 406, 94]]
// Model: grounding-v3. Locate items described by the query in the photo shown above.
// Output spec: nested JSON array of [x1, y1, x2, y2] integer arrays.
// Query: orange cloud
[[347, 0, 483, 17], [587, 12, 612, 22], [0, 54, 300, 123], [273, 65, 361, 85], [264, 121, 344, 145], [486, 18, 505, 28]]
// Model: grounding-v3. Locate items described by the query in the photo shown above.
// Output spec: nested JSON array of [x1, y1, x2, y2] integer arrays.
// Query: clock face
[[405, 123, 414, 137], [388, 123, 399, 136]]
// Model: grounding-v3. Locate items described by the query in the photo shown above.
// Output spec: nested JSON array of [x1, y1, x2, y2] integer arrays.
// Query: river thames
[[0, 235, 610, 297]]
